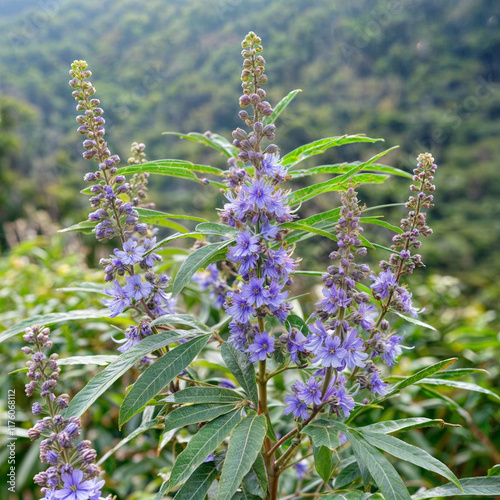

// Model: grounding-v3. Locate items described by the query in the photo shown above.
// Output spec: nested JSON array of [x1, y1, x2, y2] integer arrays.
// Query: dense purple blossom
[[381, 335, 403, 366], [103, 280, 130, 317], [243, 179, 274, 209], [297, 377, 322, 406], [369, 371, 388, 395], [284, 394, 309, 419], [54, 469, 94, 500], [242, 277, 270, 308], [313, 335, 347, 368], [343, 329, 368, 369], [124, 275, 153, 301], [226, 293, 255, 324], [370, 269, 397, 299], [247, 331, 275, 363], [114, 239, 145, 266]]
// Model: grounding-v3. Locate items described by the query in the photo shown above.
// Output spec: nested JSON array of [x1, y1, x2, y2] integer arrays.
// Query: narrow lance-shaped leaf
[[118, 159, 225, 176], [0, 309, 110, 344], [282, 134, 384, 168], [417, 378, 500, 401], [221, 342, 259, 407], [64, 330, 198, 418], [163, 131, 237, 158], [217, 414, 268, 500], [411, 476, 500, 499], [360, 417, 452, 434], [196, 222, 240, 238], [119, 334, 210, 427], [243, 453, 268, 497], [162, 386, 245, 404], [347, 431, 412, 500], [360, 430, 461, 489], [173, 461, 219, 500], [167, 408, 243, 491], [151, 313, 211, 332], [172, 240, 233, 296], [262, 88, 302, 125], [163, 403, 238, 432], [384, 358, 457, 398]]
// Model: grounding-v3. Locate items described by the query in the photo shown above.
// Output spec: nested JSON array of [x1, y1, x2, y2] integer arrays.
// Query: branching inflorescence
[[22, 325, 109, 500]]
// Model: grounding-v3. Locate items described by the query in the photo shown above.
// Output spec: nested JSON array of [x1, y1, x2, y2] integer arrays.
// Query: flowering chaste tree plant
[[4, 31, 500, 500]]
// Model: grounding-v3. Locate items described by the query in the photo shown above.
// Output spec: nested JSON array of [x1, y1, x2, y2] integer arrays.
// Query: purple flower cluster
[[22, 325, 108, 500], [220, 33, 298, 360], [193, 263, 230, 309]]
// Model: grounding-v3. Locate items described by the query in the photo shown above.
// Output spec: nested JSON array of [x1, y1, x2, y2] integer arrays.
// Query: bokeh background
[[0, 0, 499, 498]]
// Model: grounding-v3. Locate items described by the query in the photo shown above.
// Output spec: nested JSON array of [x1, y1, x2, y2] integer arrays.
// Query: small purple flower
[[89, 477, 105, 500], [247, 331, 275, 363], [243, 178, 274, 209], [32, 402, 43, 415], [54, 469, 94, 500], [370, 269, 397, 299], [124, 275, 153, 301], [114, 239, 145, 266], [284, 394, 309, 419], [103, 280, 130, 317], [226, 293, 255, 324], [261, 152, 281, 176], [305, 320, 328, 354], [242, 277, 269, 308], [336, 382, 355, 417], [399, 290, 421, 318], [382, 335, 403, 366], [229, 231, 260, 260], [297, 377, 322, 406], [369, 372, 388, 396], [314, 334, 347, 368], [294, 460, 308, 480], [286, 327, 307, 363], [358, 302, 378, 331], [343, 328, 368, 370], [316, 285, 352, 315]]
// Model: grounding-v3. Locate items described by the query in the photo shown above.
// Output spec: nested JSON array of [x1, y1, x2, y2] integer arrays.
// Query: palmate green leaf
[[0, 309, 110, 343], [163, 403, 238, 432], [167, 408, 243, 491], [290, 162, 413, 179], [64, 330, 198, 418], [347, 431, 411, 500], [173, 462, 219, 500], [97, 417, 162, 465], [360, 417, 451, 434], [163, 131, 237, 158], [172, 240, 233, 296], [151, 313, 210, 332], [262, 88, 302, 125], [417, 378, 500, 401], [313, 445, 334, 483], [411, 477, 500, 498], [360, 430, 461, 489], [162, 386, 246, 404], [282, 135, 384, 168], [302, 418, 342, 450], [221, 342, 259, 407], [384, 358, 457, 398], [119, 334, 210, 427], [217, 414, 267, 500], [243, 453, 268, 497], [196, 222, 240, 238]]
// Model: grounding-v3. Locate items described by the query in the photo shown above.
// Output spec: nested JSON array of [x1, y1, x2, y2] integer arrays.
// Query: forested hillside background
[[1, 0, 499, 291]]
